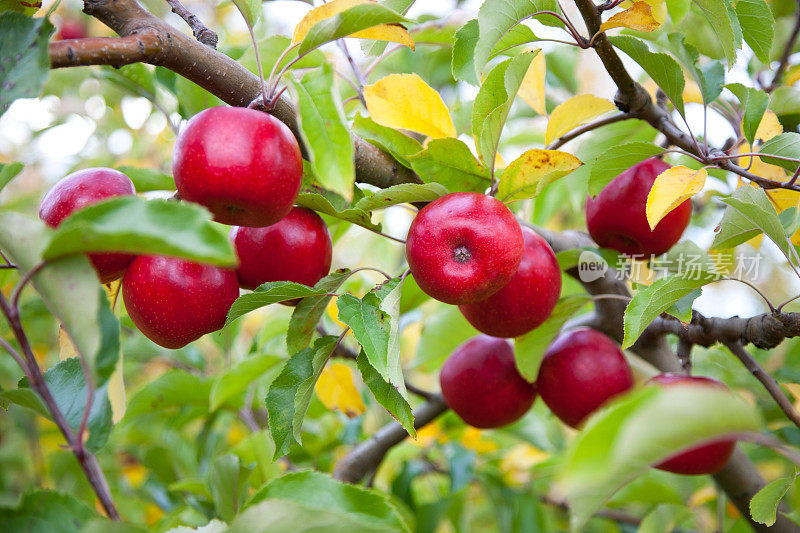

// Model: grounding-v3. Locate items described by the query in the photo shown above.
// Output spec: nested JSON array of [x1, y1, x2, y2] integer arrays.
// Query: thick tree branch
[[49, 33, 162, 68]]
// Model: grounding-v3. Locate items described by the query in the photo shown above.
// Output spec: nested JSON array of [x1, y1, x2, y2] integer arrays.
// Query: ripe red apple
[[230, 207, 332, 290], [39, 167, 137, 283], [650, 373, 737, 475], [585, 158, 691, 257], [458, 227, 561, 338], [440, 335, 536, 428], [122, 255, 239, 349], [172, 106, 303, 227], [55, 19, 88, 40], [537, 327, 634, 428], [405, 192, 523, 305]]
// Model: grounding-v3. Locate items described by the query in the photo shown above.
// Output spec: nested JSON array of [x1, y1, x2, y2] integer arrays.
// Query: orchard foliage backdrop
[[1, 0, 800, 531]]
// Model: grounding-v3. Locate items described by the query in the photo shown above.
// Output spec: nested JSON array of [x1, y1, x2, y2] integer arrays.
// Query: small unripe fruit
[[56, 19, 88, 40], [122, 256, 239, 349], [586, 158, 691, 257], [440, 335, 536, 428], [173, 106, 303, 227], [650, 373, 737, 475], [405, 192, 524, 305], [231, 207, 332, 290], [459, 227, 561, 338], [537, 327, 634, 428], [39, 168, 137, 283]]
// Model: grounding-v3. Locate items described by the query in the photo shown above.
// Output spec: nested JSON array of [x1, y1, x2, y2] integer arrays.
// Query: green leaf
[[562, 384, 761, 530], [770, 87, 800, 115], [414, 305, 478, 372], [0, 12, 52, 117], [725, 83, 770, 145], [750, 474, 796, 526], [735, 0, 774, 64], [0, 0, 41, 15], [43, 196, 236, 267], [295, 193, 379, 231], [175, 76, 224, 119], [0, 490, 96, 532], [622, 273, 718, 349], [298, 4, 411, 55], [267, 335, 338, 458], [247, 471, 410, 532], [124, 370, 211, 420], [666, 0, 691, 24], [354, 183, 447, 212], [229, 498, 402, 532], [587, 142, 663, 197], [361, 0, 416, 56], [473, 0, 559, 76], [352, 114, 423, 169], [638, 504, 694, 533], [718, 184, 793, 259], [759, 133, 800, 174], [0, 213, 121, 384], [406, 138, 492, 193], [226, 282, 331, 328], [0, 161, 23, 193], [287, 269, 353, 354], [692, 0, 741, 66], [609, 36, 685, 115], [472, 51, 537, 167], [452, 18, 538, 85], [116, 166, 175, 192], [711, 202, 762, 250], [207, 454, 253, 522], [291, 63, 355, 201], [357, 350, 415, 437], [667, 33, 724, 105], [210, 353, 284, 410], [514, 294, 591, 381], [232, 0, 261, 28]]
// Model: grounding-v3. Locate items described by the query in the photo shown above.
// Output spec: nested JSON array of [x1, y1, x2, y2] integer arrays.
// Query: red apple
[[122, 255, 239, 349], [650, 373, 737, 475], [39, 167, 137, 283], [55, 19, 88, 40], [440, 335, 536, 428], [230, 207, 332, 290], [172, 106, 303, 227], [458, 226, 561, 338], [405, 192, 523, 305], [585, 158, 691, 257], [537, 327, 634, 428]]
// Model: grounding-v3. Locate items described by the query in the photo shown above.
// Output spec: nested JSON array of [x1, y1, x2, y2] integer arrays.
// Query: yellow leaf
[[645, 166, 706, 229], [459, 427, 498, 453], [122, 461, 147, 489], [688, 484, 717, 507], [737, 143, 786, 180], [501, 443, 550, 486], [518, 51, 546, 115], [755, 110, 783, 142], [683, 80, 703, 104], [783, 383, 800, 413], [498, 149, 582, 202], [545, 95, 616, 146], [494, 152, 506, 170], [709, 248, 735, 276], [786, 65, 800, 86], [619, 0, 666, 23], [413, 419, 447, 446], [292, 0, 414, 50], [599, 1, 661, 33], [765, 189, 800, 244], [364, 74, 456, 138], [315, 363, 366, 417]]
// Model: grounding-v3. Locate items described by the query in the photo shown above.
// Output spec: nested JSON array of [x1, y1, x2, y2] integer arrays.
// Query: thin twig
[[546, 112, 629, 149], [164, 0, 217, 48], [767, 2, 800, 92], [337, 39, 367, 107]]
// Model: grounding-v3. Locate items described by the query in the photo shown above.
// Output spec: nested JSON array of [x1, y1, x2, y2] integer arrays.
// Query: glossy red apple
[[458, 227, 561, 338], [122, 256, 239, 349], [55, 19, 88, 40], [39, 167, 137, 283], [172, 106, 303, 227], [405, 192, 523, 305], [440, 335, 536, 428], [230, 207, 332, 290], [586, 158, 691, 257], [537, 327, 634, 428], [650, 373, 737, 475]]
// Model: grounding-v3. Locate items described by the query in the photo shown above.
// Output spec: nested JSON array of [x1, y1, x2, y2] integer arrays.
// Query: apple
[[122, 255, 239, 349], [39, 167, 137, 283], [230, 207, 332, 290], [55, 19, 88, 40], [172, 106, 303, 227], [458, 226, 561, 338], [537, 327, 634, 428], [405, 192, 523, 305], [585, 158, 691, 257], [440, 335, 536, 428], [650, 373, 737, 475]]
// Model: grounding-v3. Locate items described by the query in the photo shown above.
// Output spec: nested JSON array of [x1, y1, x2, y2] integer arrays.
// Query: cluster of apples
[[39, 106, 332, 349]]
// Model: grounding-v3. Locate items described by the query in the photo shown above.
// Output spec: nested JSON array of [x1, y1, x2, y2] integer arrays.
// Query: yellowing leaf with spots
[[545, 95, 616, 146], [498, 149, 582, 202], [518, 52, 547, 115], [364, 74, 456, 138], [292, 0, 414, 50], [620, 0, 666, 22], [315, 363, 366, 417], [646, 166, 706, 229], [755, 110, 783, 142], [600, 2, 661, 33]]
